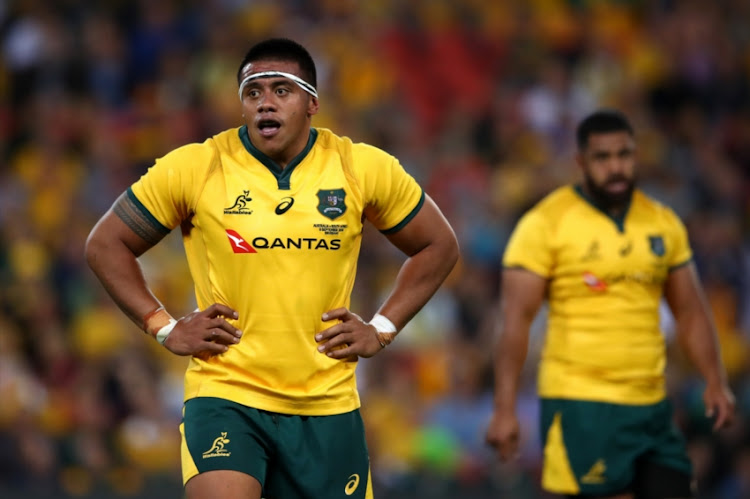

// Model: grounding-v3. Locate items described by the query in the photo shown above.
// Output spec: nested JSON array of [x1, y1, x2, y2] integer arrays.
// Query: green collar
[[238, 126, 318, 190], [573, 184, 631, 233]]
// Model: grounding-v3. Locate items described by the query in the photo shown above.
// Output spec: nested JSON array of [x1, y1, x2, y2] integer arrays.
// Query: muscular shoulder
[[153, 128, 243, 182], [157, 138, 218, 171], [314, 128, 394, 169], [523, 185, 580, 225], [630, 190, 685, 229]]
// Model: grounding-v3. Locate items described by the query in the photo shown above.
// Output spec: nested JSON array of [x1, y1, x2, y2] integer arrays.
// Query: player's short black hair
[[237, 38, 317, 89], [576, 109, 634, 149]]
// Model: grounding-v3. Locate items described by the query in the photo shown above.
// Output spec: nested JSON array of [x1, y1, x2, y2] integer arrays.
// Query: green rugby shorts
[[539, 398, 692, 496], [180, 397, 373, 498]]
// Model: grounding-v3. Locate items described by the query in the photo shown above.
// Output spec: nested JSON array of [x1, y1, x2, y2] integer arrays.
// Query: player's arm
[[485, 267, 547, 461], [85, 192, 241, 356], [316, 195, 458, 358], [376, 194, 458, 328], [665, 262, 735, 430]]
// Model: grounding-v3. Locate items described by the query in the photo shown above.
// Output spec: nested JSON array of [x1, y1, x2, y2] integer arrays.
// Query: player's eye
[[276, 87, 289, 96], [247, 89, 260, 98], [592, 152, 610, 161]]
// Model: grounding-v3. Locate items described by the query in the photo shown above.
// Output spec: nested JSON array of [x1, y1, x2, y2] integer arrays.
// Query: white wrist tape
[[155, 318, 178, 345], [369, 313, 397, 348]]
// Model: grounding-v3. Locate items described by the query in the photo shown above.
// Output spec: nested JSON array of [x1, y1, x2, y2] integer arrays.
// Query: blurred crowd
[[1, 0, 749, 498]]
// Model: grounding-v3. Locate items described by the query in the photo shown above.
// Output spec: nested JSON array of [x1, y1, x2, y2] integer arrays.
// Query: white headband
[[238, 71, 318, 100]]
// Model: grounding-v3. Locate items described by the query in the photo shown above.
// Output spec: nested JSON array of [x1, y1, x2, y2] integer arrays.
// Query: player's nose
[[256, 92, 277, 113], [606, 157, 627, 175]]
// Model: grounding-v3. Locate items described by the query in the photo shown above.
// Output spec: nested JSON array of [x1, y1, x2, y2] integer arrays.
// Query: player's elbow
[[432, 226, 460, 279], [84, 226, 105, 271], [444, 229, 460, 272]]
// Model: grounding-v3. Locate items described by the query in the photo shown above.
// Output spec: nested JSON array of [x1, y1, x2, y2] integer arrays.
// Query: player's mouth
[[258, 119, 281, 138], [606, 180, 629, 193], [604, 176, 631, 194]]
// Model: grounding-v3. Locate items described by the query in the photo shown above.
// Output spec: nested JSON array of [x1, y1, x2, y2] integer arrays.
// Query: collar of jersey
[[238, 126, 318, 190], [573, 184, 631, 233]]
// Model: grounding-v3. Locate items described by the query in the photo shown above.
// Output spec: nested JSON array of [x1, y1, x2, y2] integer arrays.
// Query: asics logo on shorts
[[203, 431, 232, 458], [344, 474, 360, 495]]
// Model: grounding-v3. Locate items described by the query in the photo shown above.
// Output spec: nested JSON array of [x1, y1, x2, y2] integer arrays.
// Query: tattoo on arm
[[113, 191, 170, 245]]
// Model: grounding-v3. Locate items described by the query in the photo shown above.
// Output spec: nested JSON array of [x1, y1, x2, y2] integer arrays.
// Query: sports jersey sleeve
[[664, 207, 692, 269], [503, 209, 554, 278], [130, 142, 215, 230], [358, 145, 424, 233]]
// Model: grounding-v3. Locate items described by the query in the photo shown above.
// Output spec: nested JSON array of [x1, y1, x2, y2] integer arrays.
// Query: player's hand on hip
[[163, 303, 242, 357], [704, 381, 736, 431], [316, 308, 383, 359], [485, 410, 521, 462]]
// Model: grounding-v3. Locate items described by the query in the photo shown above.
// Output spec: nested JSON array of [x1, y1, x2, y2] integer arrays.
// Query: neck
[[579, 183, 632, 218]]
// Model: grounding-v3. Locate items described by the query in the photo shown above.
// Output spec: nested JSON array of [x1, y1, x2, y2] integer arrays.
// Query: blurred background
[[1, 0, 749, 498]]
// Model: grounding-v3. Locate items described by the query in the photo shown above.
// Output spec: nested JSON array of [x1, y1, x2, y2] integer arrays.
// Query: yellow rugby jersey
[[503, 185, 692, 404], [130, 126, 424, 415]]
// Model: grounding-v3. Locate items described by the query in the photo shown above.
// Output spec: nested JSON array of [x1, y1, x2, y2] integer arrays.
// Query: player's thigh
[[539, 399, 646, 497], [181, 397, 273, 492], [265, 409, 373, 499], [632, 400, 694, 499], [632, 459, 693, 499], [564, 493, 634, 499], [185, 470, 262, 499]]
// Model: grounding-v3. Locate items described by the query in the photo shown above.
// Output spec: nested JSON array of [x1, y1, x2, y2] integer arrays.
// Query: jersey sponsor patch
[[226, 229, 341, 252], [226, 229, 256, 253], [582, 271, 607, 292]]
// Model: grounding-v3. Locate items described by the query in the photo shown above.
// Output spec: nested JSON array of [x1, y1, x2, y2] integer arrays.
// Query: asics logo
[[344, 474, 360, 495], [275, 197, 294, 215]]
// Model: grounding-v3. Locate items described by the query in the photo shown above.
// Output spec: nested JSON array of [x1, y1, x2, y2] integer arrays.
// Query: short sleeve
[[663, 207, 692, 269], [130, 142, 215, 230], [358, 145, 424, 233], [503, 209, 554, 278]]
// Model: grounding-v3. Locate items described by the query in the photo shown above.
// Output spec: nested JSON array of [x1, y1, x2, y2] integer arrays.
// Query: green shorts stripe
[[539, 398, 692, 496], [182, 397, 372, 498]]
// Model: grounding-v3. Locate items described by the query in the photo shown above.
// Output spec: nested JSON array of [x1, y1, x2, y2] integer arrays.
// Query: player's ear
[[307, 96, 319, 117], [575, 151, 585, 170]]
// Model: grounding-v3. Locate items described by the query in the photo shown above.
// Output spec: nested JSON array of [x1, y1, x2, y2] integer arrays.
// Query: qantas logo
[[582, 271, 607, 292], [226, 230, 257, 253], [226, 229, 341, 253]]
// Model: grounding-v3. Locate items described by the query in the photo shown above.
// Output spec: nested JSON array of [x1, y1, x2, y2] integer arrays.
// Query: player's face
[[577, 131, 636, 209], [239, 60, 319, 166]]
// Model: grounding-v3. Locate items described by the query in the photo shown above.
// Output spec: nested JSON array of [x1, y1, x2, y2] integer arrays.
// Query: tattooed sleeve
[[113, 189, 171, 245]]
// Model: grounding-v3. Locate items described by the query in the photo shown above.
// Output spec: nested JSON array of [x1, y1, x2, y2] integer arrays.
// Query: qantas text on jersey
[[225, 230, 341, 253]]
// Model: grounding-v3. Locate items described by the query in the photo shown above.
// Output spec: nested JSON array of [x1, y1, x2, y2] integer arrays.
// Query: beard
[[583, 172, 635, 212]]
